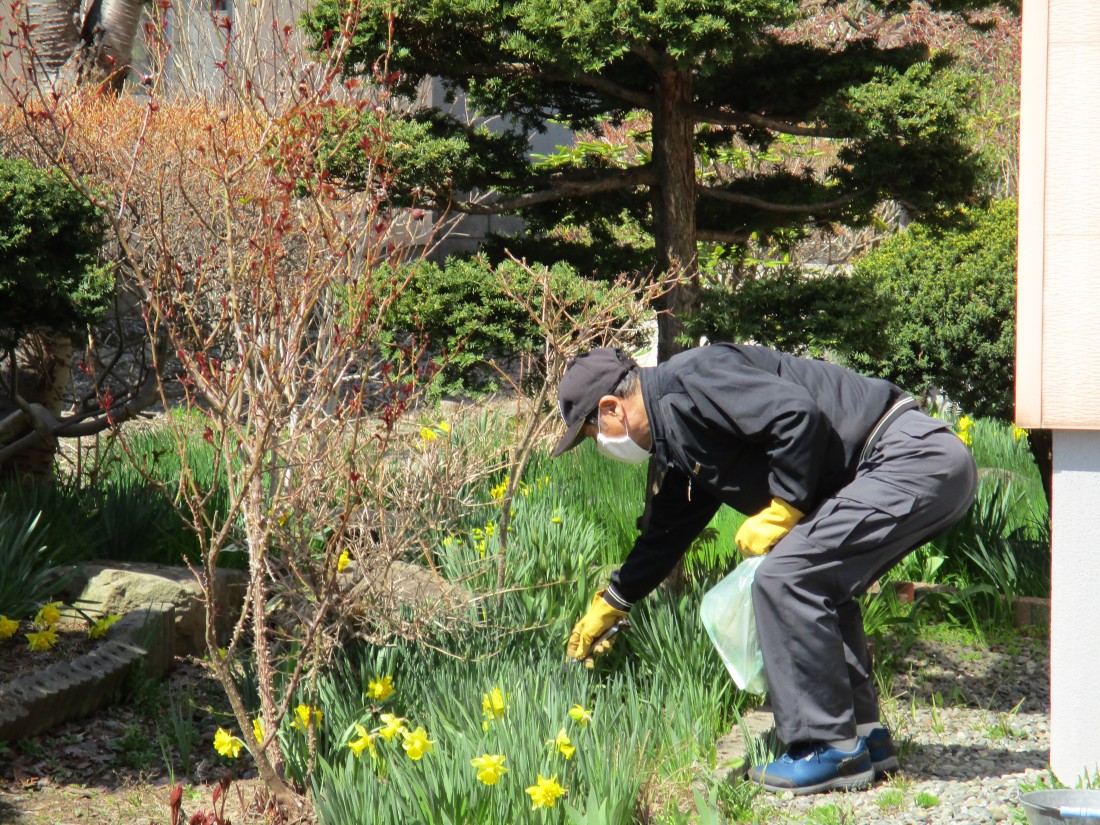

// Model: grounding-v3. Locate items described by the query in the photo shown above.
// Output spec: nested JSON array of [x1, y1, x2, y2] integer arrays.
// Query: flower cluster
[[344, 675, 436, 763], [956, 415, 974, 447], [214, 702, 325, 760], [489, 474, 552, 502], [471, 691, 593, 812], [1, 601, 117, 651], [208, 672, 596, 813], [419, 419, 451, 443]]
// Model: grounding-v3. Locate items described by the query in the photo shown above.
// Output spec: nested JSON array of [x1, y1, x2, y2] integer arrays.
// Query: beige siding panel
[[1015, 0, 1049, 427], [1044, 44, 1100, 236], [1048, 0, 1100, 40], [1041, 235, 1100, 427], [1016, 0, 1100, 427]]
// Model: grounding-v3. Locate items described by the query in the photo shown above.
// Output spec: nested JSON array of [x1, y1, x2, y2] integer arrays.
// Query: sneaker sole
[[758, 767, 876, 796], [872, 756, 900, 777]]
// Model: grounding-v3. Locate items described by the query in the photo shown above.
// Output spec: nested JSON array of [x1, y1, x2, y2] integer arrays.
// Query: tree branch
[[693, 107, 840, 138], [628, 42, 662, 71], [0, 335, 167, 463], [698, 184, 863, 214], [697, 227, 753, 244], [455, 63, 653, 109], [450, 164, 655, 214]]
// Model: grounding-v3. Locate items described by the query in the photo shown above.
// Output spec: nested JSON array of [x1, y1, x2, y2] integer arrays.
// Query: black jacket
[[607, 344, 904, 605]]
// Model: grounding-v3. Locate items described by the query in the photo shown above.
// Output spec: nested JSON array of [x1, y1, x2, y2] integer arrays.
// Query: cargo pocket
[[800, 475, 917, 551]]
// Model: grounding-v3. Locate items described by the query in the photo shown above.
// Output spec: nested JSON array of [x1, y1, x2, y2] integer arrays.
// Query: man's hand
[[735, 498, 804, 557], [567, 591, 628, 666]]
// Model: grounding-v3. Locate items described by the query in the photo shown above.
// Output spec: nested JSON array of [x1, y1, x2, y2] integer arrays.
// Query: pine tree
[[303, 0, 1013, 359]]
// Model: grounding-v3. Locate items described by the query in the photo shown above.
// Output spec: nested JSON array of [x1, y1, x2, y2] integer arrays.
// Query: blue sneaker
[[864, 727, 900, 776], [748, 740, 875, 795]]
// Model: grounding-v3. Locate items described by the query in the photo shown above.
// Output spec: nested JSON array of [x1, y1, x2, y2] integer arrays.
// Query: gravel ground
[[754, 631, 1051, 824]]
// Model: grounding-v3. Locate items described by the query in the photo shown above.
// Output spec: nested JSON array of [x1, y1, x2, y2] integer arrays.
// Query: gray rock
[[55, 561, 247, 656]]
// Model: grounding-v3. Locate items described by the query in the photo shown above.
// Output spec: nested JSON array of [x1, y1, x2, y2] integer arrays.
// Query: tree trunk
[[650, 65, 699, 364], [0, 332, 74, 483], [95, 0, 145, 89], [646, 64, 697, 592], [62, 0, 145, 90], [22, 0, 81, 83]]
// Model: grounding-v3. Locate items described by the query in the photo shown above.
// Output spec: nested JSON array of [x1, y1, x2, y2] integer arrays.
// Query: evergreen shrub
[[375, 257, 637, 396], [0, 158, 111, 345], [846, 200, 1017, 419]]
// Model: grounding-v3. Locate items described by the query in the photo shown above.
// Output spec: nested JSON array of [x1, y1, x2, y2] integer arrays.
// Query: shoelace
[[781, 744, 822, 764]]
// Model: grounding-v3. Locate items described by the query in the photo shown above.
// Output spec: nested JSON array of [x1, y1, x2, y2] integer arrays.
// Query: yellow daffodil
[[368, 675, 394, 701], [438, 420, 451, 433], [337, 550, 351, 572], [253, 717, 266, 743], [481, 687, 508, 729], [957, 416, 973, 432], [348, 724, 378, 758], [958, 430, 973, 447], [291, 704, 323, 732], [475, 539, 487, 558], [35, 601, 63, 628], [490, 480, 508, 501], [378, 713, 408, 741], [525, 774, 566, 809], [1013, 426, 1028, 441], [568, 704, 592, 727], [420, 426, 438, 442], [471, 753, 508, 785], [88, 614, 121, 640], [401, 726, 434, 760], [551, 727, 575, 759], [26, 627, 58, 651], [213, 728, 244, 758], [0, 616, 19, 640]]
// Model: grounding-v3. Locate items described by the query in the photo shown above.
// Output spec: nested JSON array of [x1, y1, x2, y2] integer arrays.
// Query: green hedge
[[371, 257, 635, 396], [0, 158, 111, 346], [846, 200, 1017, 419]]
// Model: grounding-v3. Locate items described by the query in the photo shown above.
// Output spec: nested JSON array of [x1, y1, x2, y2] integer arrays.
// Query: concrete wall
[[1050, 433, 1100, 782]]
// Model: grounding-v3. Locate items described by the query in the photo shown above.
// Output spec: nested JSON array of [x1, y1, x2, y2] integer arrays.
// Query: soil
[[0, 655, 293, 825], [0, 619, 100, 685]]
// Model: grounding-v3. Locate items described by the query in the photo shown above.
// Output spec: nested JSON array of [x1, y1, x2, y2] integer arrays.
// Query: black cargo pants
[[752, 408, 978, 745]]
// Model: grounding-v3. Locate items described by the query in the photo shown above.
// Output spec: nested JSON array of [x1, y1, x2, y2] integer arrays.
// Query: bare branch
[[693, 107, 841, 138], [698, 183, 864, 214], [697, 227, 753, 244], [451, 164, 655, 214]]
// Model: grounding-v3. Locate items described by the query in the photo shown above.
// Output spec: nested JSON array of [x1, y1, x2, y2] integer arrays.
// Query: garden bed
[[0, 606, 175, 742]]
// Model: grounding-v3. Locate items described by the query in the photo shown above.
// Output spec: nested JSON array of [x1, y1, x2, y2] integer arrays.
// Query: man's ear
[[597, 395, 623, 419]]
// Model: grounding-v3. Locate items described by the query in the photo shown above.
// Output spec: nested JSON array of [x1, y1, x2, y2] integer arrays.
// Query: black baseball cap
[[553, 347, 638, 457]]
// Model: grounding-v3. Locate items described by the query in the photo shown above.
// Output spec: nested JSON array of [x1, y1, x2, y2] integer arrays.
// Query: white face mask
[[595, 410, 650, 464]]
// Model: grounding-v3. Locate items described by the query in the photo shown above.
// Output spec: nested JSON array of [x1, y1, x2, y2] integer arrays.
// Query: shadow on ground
[[907, 742, 1050, 781]]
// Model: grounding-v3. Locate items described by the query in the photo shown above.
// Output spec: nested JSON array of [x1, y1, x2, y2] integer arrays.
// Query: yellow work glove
[[567, 591, 628, 667], [735, 498, 804, 557]]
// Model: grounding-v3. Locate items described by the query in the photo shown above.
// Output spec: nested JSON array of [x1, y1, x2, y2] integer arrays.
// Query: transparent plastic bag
[[700, 555, 768, 694]]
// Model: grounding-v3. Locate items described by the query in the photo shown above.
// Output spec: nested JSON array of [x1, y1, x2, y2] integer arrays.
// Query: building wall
[[1017, 0, 1100, 427], [1017, 0, 1100, 786]]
